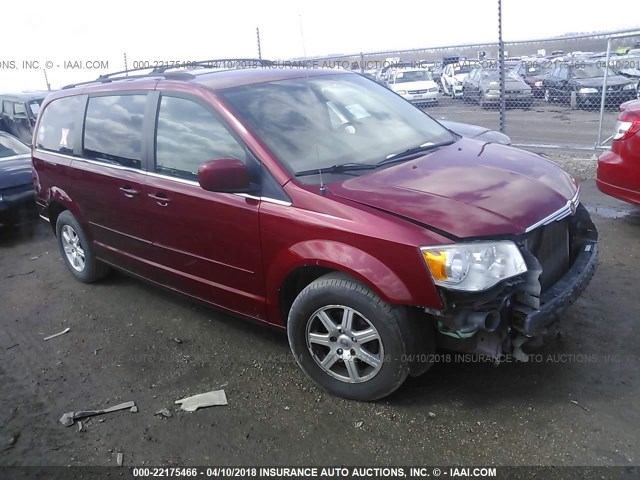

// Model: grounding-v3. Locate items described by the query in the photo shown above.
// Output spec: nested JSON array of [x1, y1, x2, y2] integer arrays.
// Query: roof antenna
[[298, 13, 307, 58], [318, 169, 326, 195], [43, 69, 51, 91]]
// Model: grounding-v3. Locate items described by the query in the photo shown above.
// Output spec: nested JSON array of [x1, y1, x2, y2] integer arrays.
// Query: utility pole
[[43, 69, 51, 91], [498, 0, 506, 134], [256, 27, 262, 60]]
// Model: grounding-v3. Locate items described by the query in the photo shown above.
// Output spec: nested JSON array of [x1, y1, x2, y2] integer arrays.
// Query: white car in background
[[440, 62, 474, 98], [387, 69, 440, 106]]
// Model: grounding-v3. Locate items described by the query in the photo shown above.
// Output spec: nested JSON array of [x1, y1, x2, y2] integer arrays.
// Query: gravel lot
[[1, 152, 639, 470]]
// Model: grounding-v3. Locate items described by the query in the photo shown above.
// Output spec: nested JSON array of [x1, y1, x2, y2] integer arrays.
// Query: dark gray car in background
[[542, 62, 637, 108], [0, 132, 35, 228], [0, 92, 47, 144]]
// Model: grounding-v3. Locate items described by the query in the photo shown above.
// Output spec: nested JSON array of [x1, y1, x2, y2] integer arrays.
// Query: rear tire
[[287, 273, 411, 401], [56, 210, 110, 283]]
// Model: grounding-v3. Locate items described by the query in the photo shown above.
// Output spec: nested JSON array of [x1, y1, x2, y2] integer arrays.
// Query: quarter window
[[36, 95, 84, 154], [84, 95, 146, 169], [155, 96, 244, 181]]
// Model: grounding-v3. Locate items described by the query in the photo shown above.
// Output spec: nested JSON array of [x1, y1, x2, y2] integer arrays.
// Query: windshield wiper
[[379, 140, 456, 166], [295, 162, 376, 177]]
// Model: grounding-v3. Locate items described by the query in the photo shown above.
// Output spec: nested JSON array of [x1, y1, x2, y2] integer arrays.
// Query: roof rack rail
[[61, 58, 273, 90], [62, 71, 195, 90]]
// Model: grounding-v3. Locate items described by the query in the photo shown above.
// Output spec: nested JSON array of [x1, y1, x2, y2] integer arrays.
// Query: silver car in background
[[462, 67, 533, 108]]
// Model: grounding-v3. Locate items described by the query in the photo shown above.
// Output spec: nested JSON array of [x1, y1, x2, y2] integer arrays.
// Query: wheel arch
[[47, 200, 67, 234], [267, 239, 437, 327], [45, 187, 85, 236]]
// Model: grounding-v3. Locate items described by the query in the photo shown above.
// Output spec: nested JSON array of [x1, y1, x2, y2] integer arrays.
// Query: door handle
[[148, 192, 171, 206], [119, 186, 139, 198]]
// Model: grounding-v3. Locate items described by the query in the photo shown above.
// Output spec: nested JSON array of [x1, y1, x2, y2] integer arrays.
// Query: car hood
[[524, 75, 545, 84], [480, 79, 528, 89], [439, 120, 511, 145], [0, 154, 32, 190], [618, 68, 640, 78], [328, 138, 576, 238], [573, 75, 633, 87], [392, 80, 437, 90]]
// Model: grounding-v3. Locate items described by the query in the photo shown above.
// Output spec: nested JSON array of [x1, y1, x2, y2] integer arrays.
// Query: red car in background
[[597, 100, 640, 206]]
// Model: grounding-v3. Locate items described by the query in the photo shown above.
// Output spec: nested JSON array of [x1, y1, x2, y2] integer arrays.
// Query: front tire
[[287, 274, 411, 401], [56, 210, 110, 283]]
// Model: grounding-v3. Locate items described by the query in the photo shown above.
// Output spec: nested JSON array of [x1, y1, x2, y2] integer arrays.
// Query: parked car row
[[367, 55, 640, 111]]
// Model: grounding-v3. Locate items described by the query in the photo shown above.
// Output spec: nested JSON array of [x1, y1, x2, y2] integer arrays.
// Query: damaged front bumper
[[515, 241, 597, 338], [429, 204, 598, 359]]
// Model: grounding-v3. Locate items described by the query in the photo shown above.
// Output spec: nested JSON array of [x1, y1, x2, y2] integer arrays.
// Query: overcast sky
[[2, 0, 639, 91]]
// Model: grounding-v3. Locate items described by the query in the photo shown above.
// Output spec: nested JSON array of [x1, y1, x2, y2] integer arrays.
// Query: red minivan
[[32, 61, 598, 400]]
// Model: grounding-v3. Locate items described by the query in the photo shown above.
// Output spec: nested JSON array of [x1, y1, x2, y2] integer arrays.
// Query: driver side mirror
[[198, 158, 253, 193]]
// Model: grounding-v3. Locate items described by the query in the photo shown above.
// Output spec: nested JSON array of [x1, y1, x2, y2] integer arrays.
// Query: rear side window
[[36, 96, 84, 153], [13, 102, 27, 118], [84, 95, 146, 169], [3, 101, 13, 115], [155, 96, 244, 181]]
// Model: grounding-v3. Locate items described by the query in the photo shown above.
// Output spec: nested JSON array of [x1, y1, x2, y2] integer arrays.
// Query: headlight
[[579, 87, 598, 94], [420, 241, 527, 292], [623, 83, 635, 91], [397, 90, 407, 95], [534, 81, 543, 87]]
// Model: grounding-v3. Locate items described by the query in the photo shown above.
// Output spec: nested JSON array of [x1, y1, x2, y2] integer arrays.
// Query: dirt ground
[[1, 155, 639, 470]]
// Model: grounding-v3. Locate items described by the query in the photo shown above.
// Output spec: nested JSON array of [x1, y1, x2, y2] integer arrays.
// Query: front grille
[[505, 90, 522, 94], [525, 219, 570, 291]]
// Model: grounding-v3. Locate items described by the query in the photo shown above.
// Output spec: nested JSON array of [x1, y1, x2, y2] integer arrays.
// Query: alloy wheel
[[305, 305, 384, 384], [61, 225, 86, 272]]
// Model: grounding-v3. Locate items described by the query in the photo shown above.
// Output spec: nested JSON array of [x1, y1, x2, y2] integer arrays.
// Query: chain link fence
[[297, 29, 640, 150]]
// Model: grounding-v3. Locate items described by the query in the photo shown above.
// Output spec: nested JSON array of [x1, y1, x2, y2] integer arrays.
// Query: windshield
[[0, 134, 30, 158], [395, 70, 433, 83], [219, 73, 454, 181], [572, 65, 616, 79], [453, 65, 472, 74], [521, 65, 551, 76], [480, 69, 522, 81]]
